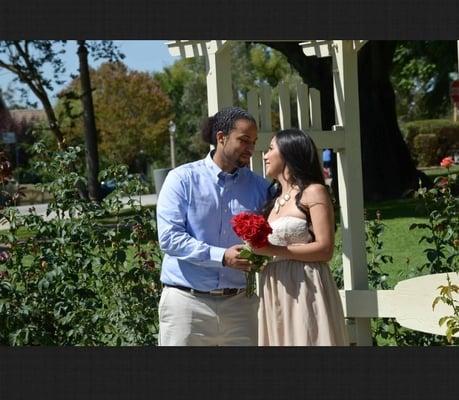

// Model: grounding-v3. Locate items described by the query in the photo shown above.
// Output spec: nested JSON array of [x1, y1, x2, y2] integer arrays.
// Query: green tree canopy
[[57, 61, 173, 170], [391, 41, 458, 122]]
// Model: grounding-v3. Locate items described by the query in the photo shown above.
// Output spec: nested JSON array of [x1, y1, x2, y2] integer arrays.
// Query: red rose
[[440, 156, 454, 168], [231, 212, 272, 248], [230, 212, 273, 297]]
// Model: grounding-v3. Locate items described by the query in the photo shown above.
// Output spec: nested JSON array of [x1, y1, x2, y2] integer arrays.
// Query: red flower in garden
[[231, 212, 272, 248], [440, 157, 454, 168]]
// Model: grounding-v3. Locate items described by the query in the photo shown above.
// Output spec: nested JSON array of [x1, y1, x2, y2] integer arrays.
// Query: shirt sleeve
[[156, 169, 226, 268]]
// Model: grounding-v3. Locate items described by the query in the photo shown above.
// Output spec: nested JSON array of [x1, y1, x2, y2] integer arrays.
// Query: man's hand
[[223, 244, 252, 272]]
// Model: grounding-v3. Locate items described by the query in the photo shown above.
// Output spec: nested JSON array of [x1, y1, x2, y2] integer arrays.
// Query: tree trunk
[[358, 41, 429, 200], [260, 41, 429, 201], [77, 40, 100, 202]]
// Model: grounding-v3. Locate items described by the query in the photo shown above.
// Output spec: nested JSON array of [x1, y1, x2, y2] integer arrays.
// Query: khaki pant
[[158, 286, 259, 346]]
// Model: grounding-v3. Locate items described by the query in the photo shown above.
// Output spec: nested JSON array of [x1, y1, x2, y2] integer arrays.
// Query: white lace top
[[268, 216, 313, 246]]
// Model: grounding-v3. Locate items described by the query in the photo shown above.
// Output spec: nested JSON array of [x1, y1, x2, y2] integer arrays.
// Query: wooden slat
[[309, 87, 322, 130], [278, 82, 291, 129], [260, 84, 272, 132], [308, 130, 345, 150], [250, 151, 264, 177], [255, 131, 273, 151], [296, 82, 310, 130], [247, 89, 259, 128]]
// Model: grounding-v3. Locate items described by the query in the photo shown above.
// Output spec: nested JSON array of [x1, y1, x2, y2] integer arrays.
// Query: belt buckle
[[209, 288, 225, 296]]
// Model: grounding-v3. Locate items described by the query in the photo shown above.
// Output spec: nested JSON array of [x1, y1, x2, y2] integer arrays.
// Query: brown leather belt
[[164, 284, 245, 297]]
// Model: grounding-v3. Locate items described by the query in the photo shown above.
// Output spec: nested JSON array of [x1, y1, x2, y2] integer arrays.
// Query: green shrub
[[0, 144, 162, 345], [402, 119, 459, 167], [413, 133, 440, 167]]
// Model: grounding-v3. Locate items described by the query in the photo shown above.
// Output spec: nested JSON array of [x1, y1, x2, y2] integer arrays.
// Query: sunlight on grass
[[331, 197, 432, 288]]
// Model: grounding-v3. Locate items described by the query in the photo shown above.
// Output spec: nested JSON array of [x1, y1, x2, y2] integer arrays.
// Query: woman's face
[[263, 137, 285, 179]]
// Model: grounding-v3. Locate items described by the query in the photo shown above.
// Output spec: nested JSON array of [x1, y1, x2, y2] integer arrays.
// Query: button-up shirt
[[157, 152, 271, 291]]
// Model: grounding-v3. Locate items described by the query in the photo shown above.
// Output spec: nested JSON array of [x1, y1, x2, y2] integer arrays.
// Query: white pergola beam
[[206, 43, 233, 115], [300, 40, 334, 57], [167, 40, 228, 59]]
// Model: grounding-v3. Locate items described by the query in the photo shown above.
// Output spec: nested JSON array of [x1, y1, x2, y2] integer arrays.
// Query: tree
[[77, 40, 100, 201], [391, 41, 458, 122], [259, 41, 433, 200], [154, 58, 209, 165], [157, 41, 452, 200], [57, 61, 173, 170], [0, 40, 124, 198], [0, 41, 68, 147]]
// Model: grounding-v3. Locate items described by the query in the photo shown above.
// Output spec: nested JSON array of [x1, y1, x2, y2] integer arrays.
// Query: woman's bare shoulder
[[301, 184, 330, 206]]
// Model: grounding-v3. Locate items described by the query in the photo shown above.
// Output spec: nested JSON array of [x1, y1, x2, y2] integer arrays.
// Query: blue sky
[[0, 40, 177, 107]]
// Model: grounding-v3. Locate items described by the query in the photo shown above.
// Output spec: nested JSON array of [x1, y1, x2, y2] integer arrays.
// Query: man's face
[[217, 119, 258, 169]]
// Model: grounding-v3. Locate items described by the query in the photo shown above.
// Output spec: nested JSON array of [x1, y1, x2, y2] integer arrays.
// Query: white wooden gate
[[167, 40, 459, 345], [246, 82, 341, 176]]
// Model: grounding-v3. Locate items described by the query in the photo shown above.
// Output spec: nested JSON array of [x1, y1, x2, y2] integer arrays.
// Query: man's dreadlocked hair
[[201, 107, 257, 146]]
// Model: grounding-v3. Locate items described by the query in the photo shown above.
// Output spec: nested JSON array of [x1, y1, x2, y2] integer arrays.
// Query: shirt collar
[[204, 150, 241, 183]]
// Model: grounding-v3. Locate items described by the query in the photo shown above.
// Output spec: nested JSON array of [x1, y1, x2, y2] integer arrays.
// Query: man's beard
[[236, 158, 250, 168]]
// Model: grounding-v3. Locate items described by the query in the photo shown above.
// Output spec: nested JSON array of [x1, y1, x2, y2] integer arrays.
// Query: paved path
[[0, 193, 158, 230]]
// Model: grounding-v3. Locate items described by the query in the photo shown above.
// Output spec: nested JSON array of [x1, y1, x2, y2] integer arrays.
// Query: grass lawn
[[420, 164, 459, 178], [329, 165, 458, 288], [330, 197, 434, 288]]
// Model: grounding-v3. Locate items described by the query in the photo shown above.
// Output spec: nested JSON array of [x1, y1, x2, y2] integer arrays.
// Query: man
[[156, 107, 271, 346]]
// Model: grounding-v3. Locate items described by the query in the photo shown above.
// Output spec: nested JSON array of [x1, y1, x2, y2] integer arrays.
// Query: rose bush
[[0, 144, 163, 345]]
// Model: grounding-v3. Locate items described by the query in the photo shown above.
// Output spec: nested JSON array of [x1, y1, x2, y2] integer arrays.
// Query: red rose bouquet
[[230, 212, 273, 297]]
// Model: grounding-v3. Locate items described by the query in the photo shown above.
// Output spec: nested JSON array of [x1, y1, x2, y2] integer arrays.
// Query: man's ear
[[216, 131, 226, 145]]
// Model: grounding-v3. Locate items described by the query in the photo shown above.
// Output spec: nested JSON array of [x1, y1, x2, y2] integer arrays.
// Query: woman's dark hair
[[263, 129, 326, 224], [201, 107, 257, 145]]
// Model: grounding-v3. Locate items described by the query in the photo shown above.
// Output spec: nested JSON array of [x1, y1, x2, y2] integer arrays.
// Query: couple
[[156, 106, 348, 346]]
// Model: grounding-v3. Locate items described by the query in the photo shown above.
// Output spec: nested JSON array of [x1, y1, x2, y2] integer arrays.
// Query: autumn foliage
[[56, 62, 173, 169]]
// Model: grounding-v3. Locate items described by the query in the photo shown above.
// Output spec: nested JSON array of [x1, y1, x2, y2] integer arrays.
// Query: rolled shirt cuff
[[209, 246, 227, 267]]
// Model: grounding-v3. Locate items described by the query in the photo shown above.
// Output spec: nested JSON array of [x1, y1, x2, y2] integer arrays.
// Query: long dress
[[258, 216, 348, 346]]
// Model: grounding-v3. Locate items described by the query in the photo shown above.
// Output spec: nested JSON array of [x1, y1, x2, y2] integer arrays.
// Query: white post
[[333, 40, 372, 346], [206, 43, 233, 116]]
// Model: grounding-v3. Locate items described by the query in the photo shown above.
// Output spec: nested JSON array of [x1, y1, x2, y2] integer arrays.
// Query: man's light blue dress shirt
[[157, 152, 271, 291]]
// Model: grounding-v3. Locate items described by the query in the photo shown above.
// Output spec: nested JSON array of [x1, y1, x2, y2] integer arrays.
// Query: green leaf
[[438, 316, 450, 327], [114, 250, 126, 263], [239, 249, 252, 259]]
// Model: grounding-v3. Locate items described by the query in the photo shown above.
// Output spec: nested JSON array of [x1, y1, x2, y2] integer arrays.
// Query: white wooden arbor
[[166, 40, 458, 345]]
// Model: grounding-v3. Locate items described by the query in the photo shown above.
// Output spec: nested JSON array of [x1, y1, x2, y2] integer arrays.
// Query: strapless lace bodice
[[268, 216, 312, 246]]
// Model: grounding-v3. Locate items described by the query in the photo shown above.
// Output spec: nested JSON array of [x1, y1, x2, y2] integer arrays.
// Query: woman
[[255, 128, 348, 346]]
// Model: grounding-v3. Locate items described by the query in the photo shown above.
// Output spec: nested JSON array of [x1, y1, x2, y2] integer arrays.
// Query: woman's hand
[[252, 244, 281, 257]]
